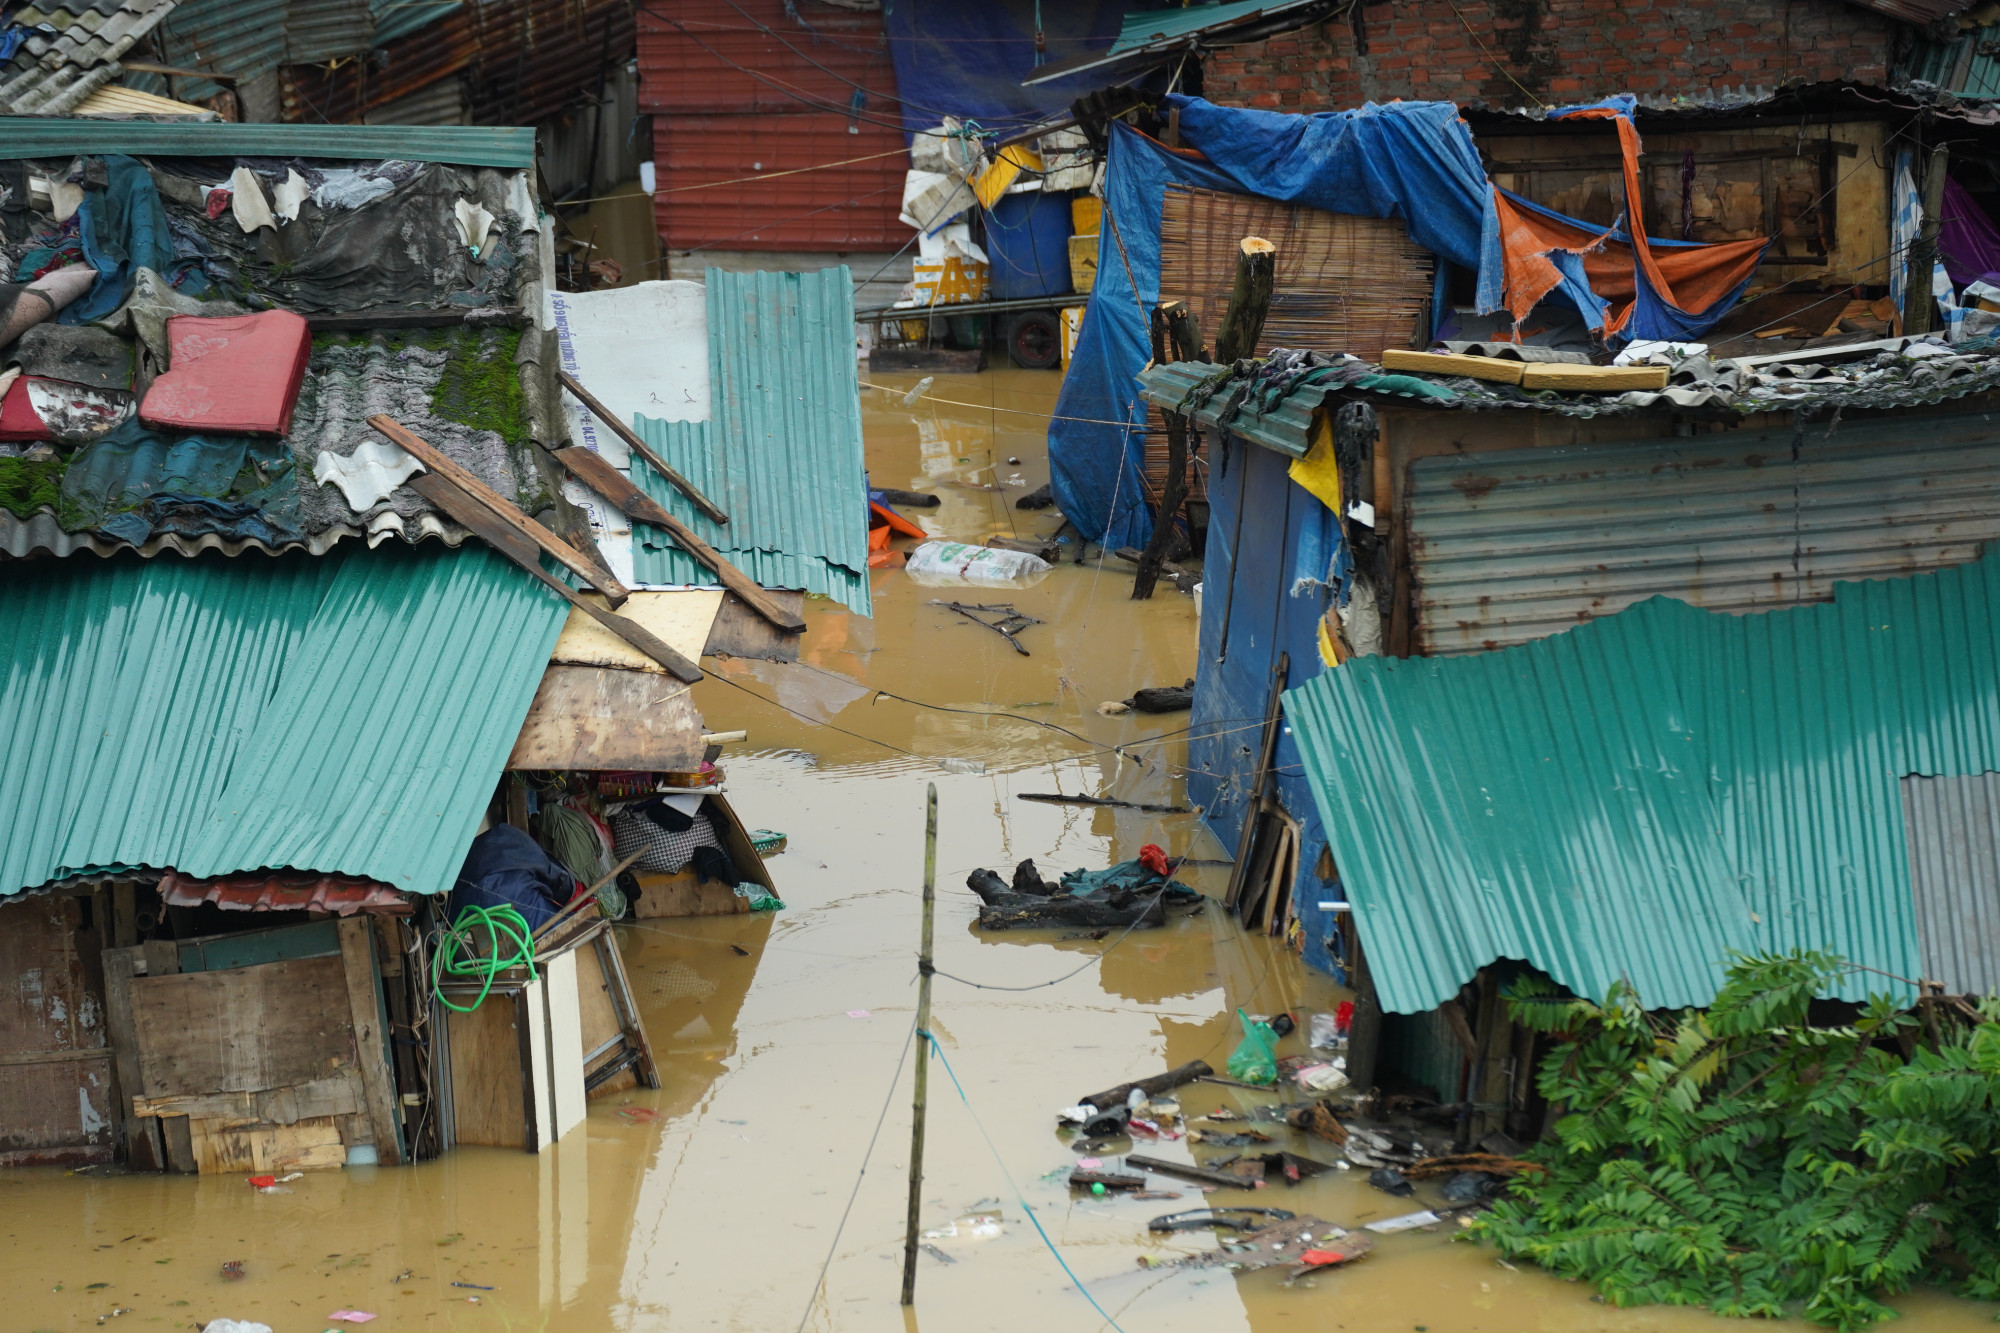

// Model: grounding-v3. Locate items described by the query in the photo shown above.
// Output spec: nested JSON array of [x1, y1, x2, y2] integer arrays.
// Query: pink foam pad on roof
[[139, 310, 311, 436]]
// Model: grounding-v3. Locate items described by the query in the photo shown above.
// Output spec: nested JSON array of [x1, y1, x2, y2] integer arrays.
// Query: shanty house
[[0, 118, 857, 1170]]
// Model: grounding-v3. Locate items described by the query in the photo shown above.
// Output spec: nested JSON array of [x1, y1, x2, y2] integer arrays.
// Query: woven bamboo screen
[[1158, 184, 1436, 357]]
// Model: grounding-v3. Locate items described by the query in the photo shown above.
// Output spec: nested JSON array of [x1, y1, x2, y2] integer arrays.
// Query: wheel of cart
[[1005, 309, 1061, 369]]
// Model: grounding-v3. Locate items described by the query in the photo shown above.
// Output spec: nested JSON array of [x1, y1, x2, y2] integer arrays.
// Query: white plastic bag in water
[[904, 541, 1052, 588]]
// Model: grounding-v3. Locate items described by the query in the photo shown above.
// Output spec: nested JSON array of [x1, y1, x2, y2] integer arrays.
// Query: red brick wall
[[1202, 0, 1895, 111]]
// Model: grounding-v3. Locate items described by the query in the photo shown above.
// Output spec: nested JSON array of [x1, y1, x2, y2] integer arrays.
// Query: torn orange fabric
[[1495, 108, 1769, 335]]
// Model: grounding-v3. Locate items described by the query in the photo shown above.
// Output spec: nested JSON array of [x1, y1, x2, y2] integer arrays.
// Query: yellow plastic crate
[[1068, 233, 1098, 294], [911, 256, 990, 306]]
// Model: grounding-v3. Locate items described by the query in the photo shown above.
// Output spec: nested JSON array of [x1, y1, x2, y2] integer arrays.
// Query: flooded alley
[[8, 370, 1995, 1333]]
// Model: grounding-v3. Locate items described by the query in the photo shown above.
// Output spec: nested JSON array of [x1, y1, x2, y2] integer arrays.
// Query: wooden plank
[[189, 1114, 347, 1174], [1379, 348, 1526, 384], [407, 472, 702, 682], [446, 995, 528, 1149], [110, 881, 138, 949], [520, 982, 548, 1152], [630, 869, 750, 918], [176, 919, 338, 974], [99, 947, 164, 1172], [161, 1114, 196, 1173], [557, 369, 731, 526], [366, 413, 631, 604], [0, 1046, 112, 1067], [549, 590, 723, 676], [130, 954, 354, 1096], [337, 917, 404, 1167], [554, 445, 685, 530], [505, 665, 706, 770], [134, 1072, 363, 1122], [1517, 363, 1669, 391], [702, 590, 804, 662]]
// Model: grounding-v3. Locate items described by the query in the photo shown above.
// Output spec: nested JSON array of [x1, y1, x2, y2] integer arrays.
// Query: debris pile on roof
[[0, 136, 567, 559], [0, 0, 180, 117]]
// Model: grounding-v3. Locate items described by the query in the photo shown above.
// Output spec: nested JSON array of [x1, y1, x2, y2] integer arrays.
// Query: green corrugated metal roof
[[0, 544, 566, 898], [630, 266, 871, 616], [1110, 0, 1322, 54], [0, 119, 534, 167], [1286, 547, 2000, 1015]]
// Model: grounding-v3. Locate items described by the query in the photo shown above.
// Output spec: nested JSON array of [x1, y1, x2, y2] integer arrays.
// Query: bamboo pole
[[900, 784, 938, 1306]]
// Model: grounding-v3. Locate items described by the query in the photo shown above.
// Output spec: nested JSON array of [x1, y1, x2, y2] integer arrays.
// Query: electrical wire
[[793, 1016, 918, 1333], [922, 1034, 1131, 1333]]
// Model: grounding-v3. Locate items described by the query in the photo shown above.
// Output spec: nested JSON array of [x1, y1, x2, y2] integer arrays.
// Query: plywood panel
[[129, 955, 355, 1096], [703, 590, 805, 662], [0, 896, 114, 1164], [550, 590, 724, 674], [447, 993, 528, 1149], [630, 869, 751, 918], [188, 1115, 347, 1174], [574, 942, 633, 1095], [506, 665, 705, 770]]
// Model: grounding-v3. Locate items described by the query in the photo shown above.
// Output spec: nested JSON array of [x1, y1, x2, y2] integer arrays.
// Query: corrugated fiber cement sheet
[[1286, 544, 2000, 1015], [0, 544, 565, 898]]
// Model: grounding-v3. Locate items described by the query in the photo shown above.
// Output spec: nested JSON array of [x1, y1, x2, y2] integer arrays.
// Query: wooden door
[[0, 896, 115, 1166]]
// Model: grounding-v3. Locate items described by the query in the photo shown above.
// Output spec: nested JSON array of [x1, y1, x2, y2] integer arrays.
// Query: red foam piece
[[140, 310, 310, 436], [0, 375, 49, 441]]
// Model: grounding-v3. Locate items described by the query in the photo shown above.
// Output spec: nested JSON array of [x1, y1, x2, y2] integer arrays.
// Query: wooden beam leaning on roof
[[557, 369, 731, 527], [400, 469, 703, 683], [367, 414, 631, 606], [549, 444, 808, 636]]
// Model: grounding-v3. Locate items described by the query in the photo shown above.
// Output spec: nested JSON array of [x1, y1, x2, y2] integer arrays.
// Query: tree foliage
[[1472, 952, 2000, 1329]]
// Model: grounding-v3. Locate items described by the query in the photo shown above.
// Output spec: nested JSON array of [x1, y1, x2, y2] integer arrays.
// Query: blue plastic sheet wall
[[881, 0, 1136, 135], [1185, 438, 1342, 982]]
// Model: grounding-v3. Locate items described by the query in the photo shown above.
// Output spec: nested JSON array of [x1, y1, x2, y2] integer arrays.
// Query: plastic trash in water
[[939, 757, 987, 775], [1308, 1010, 1342, 1050], [201, 1323, 272, 1333], [904, 541, 1052, 589], [1225, 1008, 1279, 1085], [901, 376, 934, 406]]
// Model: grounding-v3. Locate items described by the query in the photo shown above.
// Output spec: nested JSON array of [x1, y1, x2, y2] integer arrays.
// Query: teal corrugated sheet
[[1287, 549, 2000, 1015], [630, 266, 871, 616], [0, 119, 534, 168], [0, 546, 566, 898], [372, 0, 462, 45], [1109, 0, 1315, 52]]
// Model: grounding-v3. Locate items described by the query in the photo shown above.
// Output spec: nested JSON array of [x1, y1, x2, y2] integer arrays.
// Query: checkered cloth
[[612, 806, 720, 873]]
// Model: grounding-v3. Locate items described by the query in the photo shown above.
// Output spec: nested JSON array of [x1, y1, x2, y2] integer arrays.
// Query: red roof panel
[[159, 870, 411, 916], [653, 113, 907, 252], [637, 0, 899, 116]]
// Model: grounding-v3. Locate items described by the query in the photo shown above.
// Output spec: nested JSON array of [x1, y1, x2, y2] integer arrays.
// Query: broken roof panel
[[0, 118, 535, 167], [0, 0, 180, 115], [0, 543, 566, 898], [159, 868, 410, 915], [1287, 544, 2000, 1016], [630, 267, 871, 615]]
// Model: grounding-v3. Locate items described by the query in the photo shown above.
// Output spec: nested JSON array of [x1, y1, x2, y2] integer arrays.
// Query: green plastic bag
[[1225, 1008, 1279, 1085]]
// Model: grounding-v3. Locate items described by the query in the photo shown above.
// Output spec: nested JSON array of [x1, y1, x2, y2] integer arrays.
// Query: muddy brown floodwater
[[7, 367, 1994, 1333]]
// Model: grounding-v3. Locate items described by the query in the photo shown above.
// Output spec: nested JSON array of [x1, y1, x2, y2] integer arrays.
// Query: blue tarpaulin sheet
[[1049, 93, 1764, 548], [882, 0, 1136, 135]]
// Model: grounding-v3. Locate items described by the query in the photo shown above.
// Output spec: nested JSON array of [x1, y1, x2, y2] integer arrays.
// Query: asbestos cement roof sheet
[[629, 266, 871, 616], [0, 118, 534, 166], [0, 543, 566, 898], [0, 0, 180, 116], [1285, 545, 2000, 1015]]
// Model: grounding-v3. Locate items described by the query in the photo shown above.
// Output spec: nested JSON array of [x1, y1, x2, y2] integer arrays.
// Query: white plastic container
[[904, 540, 1052, 588]]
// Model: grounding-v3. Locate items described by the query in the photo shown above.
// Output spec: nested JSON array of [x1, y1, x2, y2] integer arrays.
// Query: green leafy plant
[[1473, 951, 2000, 1329]]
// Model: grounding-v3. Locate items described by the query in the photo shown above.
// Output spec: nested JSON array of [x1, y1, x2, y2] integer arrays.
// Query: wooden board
[[337, 917, 403, 1165], [506, 665, 706, 770], [129, 954, 355, 1096], [446, 991, 529, 1150], [1379, 348, 1525, 384], [187, 1114, 346, 1174], [630, 868, 751, 918], [703, 590, 805, 662], [1518, 363, 1669, 391], [0, 896, 115, 1166], [133, 1072, 363, 1122], [550, 590, 725, 675]]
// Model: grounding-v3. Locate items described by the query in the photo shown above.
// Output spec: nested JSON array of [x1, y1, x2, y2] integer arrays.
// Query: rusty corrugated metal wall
[[638, 0, 905, 251], [281, 0, 633, 129]]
